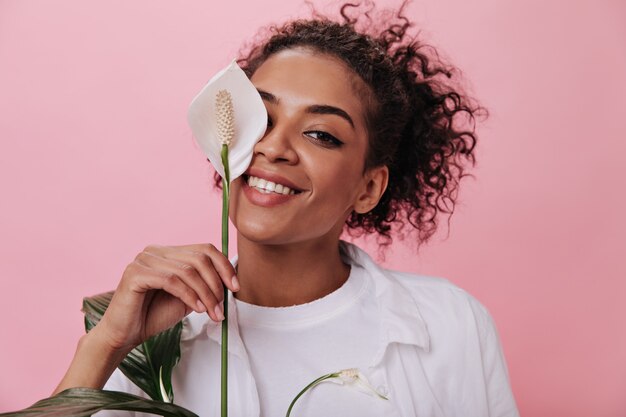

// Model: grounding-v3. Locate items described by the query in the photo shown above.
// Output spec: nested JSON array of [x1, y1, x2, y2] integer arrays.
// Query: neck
[[233, 234, 350, 307]]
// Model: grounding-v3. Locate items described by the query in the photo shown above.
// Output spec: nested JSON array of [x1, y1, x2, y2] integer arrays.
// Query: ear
[[354, 165, 389, 214]]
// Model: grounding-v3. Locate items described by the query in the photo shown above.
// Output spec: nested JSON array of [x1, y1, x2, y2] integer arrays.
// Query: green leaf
[[0, 387, 198, 417], [82, 292, 183, 402]]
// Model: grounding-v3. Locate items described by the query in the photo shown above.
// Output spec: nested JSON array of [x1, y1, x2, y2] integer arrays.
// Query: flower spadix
[[187, 60, 267, 180]]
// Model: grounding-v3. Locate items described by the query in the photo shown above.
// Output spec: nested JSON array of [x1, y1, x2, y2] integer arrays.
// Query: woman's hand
[[53, 243, 238, 395], [96, 243, 239, 354]]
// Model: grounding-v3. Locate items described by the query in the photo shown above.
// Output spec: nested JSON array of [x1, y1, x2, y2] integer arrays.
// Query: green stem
[[285, 373, 338, 417], [220, 144, 230, 417]]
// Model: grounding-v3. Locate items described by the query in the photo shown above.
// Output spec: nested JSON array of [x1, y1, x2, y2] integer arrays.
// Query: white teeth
[[247, 175, 297, 195]]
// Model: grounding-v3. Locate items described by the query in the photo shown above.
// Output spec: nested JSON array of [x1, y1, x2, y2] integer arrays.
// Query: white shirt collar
[[338, 240, 431, 358], [180, 240, 431, 361]]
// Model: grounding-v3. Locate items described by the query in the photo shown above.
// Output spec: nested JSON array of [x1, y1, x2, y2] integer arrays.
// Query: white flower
[[328, 368, 389, 400], [286, 368, 388, 416], [187, 60, 267, 181]]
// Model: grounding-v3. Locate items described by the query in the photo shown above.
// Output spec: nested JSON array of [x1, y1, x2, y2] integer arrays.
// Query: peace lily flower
[[188, 59, 267, 417], [286, 368, 388, 417], [329, 368, 389, 400], [188, 59, 267, 181]]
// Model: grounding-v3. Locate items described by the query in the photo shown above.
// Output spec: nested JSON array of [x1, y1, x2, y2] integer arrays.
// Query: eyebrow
[[257, 89, 355, 129]]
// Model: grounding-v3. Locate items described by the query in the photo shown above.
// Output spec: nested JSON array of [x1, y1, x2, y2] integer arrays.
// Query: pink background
[[1, 0, 624, 415]]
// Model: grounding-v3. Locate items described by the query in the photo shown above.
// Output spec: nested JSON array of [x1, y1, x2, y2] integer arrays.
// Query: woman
[[54, 2, 519, 416]]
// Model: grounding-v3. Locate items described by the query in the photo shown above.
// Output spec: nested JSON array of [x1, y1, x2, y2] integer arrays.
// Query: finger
[[177, 251, 226, 302], [125, 261, 208, 318], [144, 247, 227, 299], [140, 244, 238, 302], [154, 243, 238, 293], [173, 243, 239, 292], [181, 250, 231, 301], [135, 251, 223, 322]]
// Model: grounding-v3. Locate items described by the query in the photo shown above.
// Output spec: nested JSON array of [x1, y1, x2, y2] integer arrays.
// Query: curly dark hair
[[211, 0, 487, 250]]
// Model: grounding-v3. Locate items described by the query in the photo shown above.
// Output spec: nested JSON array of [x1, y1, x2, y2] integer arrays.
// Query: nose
[[253, 123, 299, 164]]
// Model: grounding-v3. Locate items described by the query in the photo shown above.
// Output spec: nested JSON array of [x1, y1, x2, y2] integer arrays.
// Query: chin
[[230, 186, 298, 245], [237, 225, 278, 245], [232, 216, 291, 246], [234, 217, 345, 250]]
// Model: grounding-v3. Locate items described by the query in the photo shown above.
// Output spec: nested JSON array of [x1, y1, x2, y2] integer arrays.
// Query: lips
[[241, 167, 305, 207], [245, 175, 299, 195], [243, 167, 305, 193]]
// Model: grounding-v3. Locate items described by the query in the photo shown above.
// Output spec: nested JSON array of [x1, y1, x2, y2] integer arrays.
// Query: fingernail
[[231, 275, 240, 291], [214, 303, 225, 321], [196, 300, 206, 312]]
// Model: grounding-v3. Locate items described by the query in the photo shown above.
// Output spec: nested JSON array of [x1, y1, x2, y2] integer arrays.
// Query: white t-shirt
[[234, 262, 392, 416], [99, 241, 520, 417]]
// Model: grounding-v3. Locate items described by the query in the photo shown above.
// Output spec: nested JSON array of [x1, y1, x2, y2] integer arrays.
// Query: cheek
[[309, 158, 363, 208]]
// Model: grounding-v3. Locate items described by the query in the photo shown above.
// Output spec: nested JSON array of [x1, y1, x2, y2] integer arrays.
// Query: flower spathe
[[286, 368, 387, 417], [328, 368, 388, 400], [187, 59, 267, 181]]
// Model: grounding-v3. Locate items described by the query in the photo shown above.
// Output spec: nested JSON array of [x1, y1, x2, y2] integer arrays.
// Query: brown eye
[[304, 130, 344, 147]]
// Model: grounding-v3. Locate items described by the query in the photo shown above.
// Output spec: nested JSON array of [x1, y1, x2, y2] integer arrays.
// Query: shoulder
[[374, 270, 519, 415], [382, 266, 497, 335], [384, 267, 461, 292], [386, 268, 489, 315], [341, 241, 494, 331]]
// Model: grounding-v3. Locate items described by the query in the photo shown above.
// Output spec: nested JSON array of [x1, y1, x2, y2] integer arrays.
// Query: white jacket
[[101, 241, 519, 417]]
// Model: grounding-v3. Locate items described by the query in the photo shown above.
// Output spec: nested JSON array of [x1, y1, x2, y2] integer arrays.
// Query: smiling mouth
[[243, 174, 303, 196]]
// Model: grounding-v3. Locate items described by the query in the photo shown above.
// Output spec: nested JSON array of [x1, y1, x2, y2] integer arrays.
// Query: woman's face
[[229, 47, 387, 246]]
